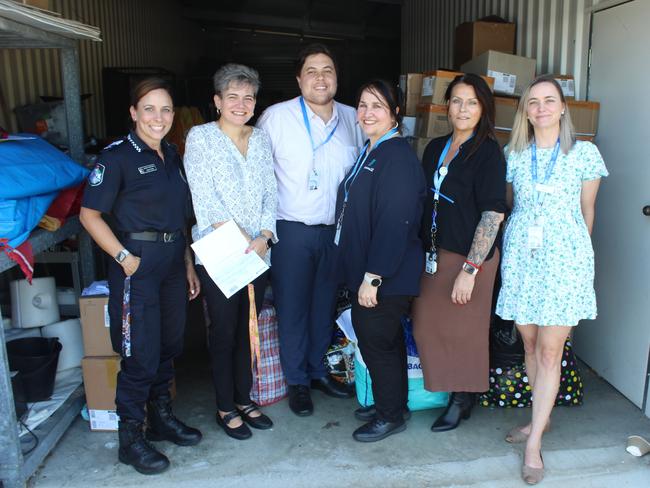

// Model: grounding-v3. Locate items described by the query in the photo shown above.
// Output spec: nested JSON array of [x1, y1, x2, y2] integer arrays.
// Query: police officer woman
[[80, 78, 202, 475]]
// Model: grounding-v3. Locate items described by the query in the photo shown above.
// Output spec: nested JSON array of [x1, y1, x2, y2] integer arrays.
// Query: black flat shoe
[[288, 385, 314, 416], [353, 418, 406, 443], [311, 376, 354, 399], [216, 411, 252, 440], [237, 404, 273, 430], [431, 392, 474, 432], [354, 405, 411, 422]]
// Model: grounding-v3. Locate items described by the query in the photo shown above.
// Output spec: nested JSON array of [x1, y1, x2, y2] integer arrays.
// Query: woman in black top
[[411, 74, 506, 432], [80, 78, 202, 475], [334, 79, 425, 443]]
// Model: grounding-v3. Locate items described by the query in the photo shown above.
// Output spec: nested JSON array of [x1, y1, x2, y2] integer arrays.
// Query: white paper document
[[191, 220, 269, 298]]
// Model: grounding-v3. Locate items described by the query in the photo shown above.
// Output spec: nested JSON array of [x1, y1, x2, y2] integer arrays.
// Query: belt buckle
[[163, 232, 173, 243]]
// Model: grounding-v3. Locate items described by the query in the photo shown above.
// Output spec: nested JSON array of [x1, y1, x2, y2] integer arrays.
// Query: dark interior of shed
[[103, 0, 402, 136]]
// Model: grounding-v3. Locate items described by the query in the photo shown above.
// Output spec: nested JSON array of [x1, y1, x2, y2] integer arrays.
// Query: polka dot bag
[[479, 339, 584, 408]]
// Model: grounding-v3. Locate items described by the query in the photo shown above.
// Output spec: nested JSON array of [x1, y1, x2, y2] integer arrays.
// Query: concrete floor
[[30, 357, 650, 488]]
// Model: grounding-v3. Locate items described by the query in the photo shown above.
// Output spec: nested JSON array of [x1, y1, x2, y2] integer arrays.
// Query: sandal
[[522, 453, 544, 485], [505, 422, 550, 444], [237, 404, 273, 430]]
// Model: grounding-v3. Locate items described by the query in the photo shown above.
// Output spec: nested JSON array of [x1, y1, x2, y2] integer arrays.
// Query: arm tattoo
[[467, 211, 504, 266]]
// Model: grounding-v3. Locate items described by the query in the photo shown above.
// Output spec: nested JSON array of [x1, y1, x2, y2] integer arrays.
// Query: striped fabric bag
[[250, 287, 288, 406]]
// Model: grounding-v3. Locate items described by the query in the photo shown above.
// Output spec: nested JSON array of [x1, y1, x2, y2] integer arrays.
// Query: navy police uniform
[[82, 131, 189, 423]]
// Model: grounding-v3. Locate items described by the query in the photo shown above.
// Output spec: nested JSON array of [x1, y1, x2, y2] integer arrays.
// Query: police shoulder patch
[[88, 163, 106, 186]]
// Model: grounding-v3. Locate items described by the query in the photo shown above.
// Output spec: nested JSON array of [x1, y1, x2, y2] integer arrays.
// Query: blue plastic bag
[[354, 316, 449, 411]]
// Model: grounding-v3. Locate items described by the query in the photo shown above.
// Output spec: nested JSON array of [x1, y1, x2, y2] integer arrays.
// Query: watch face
[[371, 278, 382, 287], [462, 263, 478, 275]]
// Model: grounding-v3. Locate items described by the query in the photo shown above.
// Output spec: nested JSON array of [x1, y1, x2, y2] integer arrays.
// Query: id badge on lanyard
[[300, 97, 338, 191], [426, 138, 457, 274], [528, 140, 560, 251], [334, 128, 398, 246]]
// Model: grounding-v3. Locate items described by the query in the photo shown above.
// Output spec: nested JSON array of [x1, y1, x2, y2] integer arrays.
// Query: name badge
[[308, 168, 319, 191], [425, 251, 437, 275], [527, 225, 544, 249], [138, 164, 158, 175], [535, 183, 555, 194], [334, 224, 341, 246]]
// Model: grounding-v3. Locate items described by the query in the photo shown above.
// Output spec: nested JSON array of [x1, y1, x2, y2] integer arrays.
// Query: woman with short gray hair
[[184, 63, 278, 440]]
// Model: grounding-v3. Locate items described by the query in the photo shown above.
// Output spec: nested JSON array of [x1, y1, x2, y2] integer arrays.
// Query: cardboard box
[[20, 0, 50, 9], [82, 356, 120, 431], [494, 96, 519, 130], [420, 70, 495, 105], [79, 295, 117, 357], [401, 116, 416, 137], [416, 104, 450, 139], [554, 74, 575, 100], [461, 50, 536, 96], [454, 21, 516, 69], [495, 129, 512, 148], [567, 100, 600, 135], [399, 73, 423, 116], [412, 137, 434, 161], [420, 70, 464, 105]]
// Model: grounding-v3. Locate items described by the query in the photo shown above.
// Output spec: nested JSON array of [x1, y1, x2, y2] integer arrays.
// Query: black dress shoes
[[216, 411, 252, 440], [431, 392, 475, 432], [353, 418, 406, 443], [354, 405, 411, 422], [311, 376, 354, 399], [237, 404, 273, 430], [288, 385, 314, 416]]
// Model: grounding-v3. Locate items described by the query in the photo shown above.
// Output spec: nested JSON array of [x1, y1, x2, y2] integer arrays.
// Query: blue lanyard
[[299, 96, 339, 153], [531, 139, 560, 206], [431, 137, 456, 204], [342, 127, 399, 203]]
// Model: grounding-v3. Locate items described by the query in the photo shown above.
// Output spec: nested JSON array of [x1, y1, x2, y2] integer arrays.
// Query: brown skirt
[[412, 248, 499, 393]]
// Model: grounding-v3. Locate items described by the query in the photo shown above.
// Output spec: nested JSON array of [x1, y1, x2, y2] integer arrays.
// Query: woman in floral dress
[[496, 75, 608, 484]]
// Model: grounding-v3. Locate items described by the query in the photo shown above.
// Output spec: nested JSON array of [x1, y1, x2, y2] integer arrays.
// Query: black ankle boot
[[431, 392, 474, 432], [146, 394, 202, 446], [118, 419, 170, 475]]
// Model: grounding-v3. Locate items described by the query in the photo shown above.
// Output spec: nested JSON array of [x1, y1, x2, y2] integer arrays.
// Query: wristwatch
[[363, 274, 383, 287], [114, 249, 130, 263], [265, 237, 274, 250], [462, 261, 480, 276]]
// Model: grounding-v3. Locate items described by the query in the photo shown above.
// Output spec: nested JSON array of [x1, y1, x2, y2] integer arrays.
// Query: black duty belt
[[123, 231, 181, 243]]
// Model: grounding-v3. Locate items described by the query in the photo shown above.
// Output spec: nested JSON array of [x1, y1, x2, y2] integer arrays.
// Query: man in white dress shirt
[[257, 44, 364, 416]]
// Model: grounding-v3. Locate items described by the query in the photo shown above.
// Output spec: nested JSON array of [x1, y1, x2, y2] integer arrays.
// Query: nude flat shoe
[[626, 435, 650, 457], [522, 453, 544, 485], [505, 422, 550, 444]]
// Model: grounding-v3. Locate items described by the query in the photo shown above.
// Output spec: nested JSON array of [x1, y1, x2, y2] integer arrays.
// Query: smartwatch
[[114, 249, 130, 263], [363, 274, 383, 287], [462, 261, 480, 276]]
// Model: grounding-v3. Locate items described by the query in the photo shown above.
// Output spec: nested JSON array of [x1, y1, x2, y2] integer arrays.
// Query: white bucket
[[41, 319, 84, 372], [10, 277, 60, 328]]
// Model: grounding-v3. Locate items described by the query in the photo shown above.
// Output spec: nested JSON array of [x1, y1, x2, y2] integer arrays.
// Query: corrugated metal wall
[[0, 0, 204, 137], [401, 0, 611, 99]]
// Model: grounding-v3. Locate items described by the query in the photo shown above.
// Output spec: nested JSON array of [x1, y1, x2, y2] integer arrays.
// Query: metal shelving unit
[[0, 11, 98, 488]]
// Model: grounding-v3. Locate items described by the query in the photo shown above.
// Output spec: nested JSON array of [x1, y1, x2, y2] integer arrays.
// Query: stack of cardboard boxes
[[79, 294, 120, 431], [400, 19, 600, 156]]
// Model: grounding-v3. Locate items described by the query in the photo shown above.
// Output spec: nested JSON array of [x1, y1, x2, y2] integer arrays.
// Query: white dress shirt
[[257, 96, 364, 226]]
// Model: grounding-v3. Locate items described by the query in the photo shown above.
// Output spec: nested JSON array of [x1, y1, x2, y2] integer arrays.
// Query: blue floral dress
[[496, 141, 608, 326]]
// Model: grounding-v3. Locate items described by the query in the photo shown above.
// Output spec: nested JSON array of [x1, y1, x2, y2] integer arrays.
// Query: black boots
[[118, 419, 170, 475], [146, 394, 202, 446], [431, 392, 475, 432]]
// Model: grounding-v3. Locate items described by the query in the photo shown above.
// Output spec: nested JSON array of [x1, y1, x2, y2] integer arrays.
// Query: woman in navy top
[[334, 79, 425, 443], [80, 78, 202, 475]]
